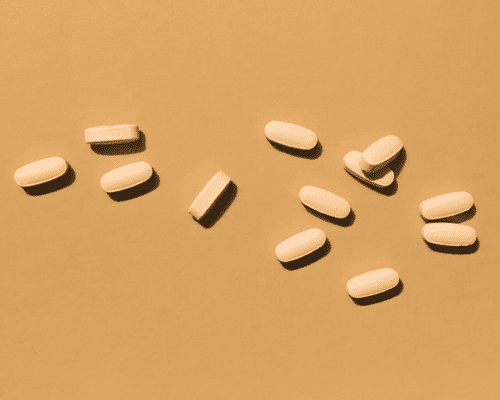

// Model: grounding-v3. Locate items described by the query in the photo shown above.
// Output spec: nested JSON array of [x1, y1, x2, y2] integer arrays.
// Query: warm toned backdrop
[[1, 1, 499, 398]]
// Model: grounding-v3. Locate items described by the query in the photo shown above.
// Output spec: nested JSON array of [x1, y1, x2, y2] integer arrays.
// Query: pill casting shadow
[[22, 164, 76, 196], [303, 205, 355, 227], [107, 170, 160, 202], [422, 204, 477, 224], [347, 170, 398, 196], [196, 181, 238, 229], [387, 146, 406, 179], [91, 131, 146, 155], [268, 140, 322, 160], [350, 279, 404, 306], [280, 238, 331, 271], [424, 238, 480, 255]]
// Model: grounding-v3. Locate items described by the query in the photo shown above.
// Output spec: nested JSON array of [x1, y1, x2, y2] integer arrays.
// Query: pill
[[275, 228, 326, 263], [346, 268, 400, 298], [419, 191, 473, 220], [421, 223, 476, 246], [85, 124, 139, 144], [343, 151, 394, 188], [299, 186, 350, 218], [100, 161, 153, 193], [359, 135, 403, 174], [189, 171, 231, 220], [14, 156, 68, 187], [265, 121, 317, 150]]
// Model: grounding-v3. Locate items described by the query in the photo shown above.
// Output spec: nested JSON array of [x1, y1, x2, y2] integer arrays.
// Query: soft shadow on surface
[[350, 279, 404, 306], [91, 131, 146, 155], [385, 146, 406, 178], [107, 169, 160, 202], [303, 205, 355, 227], [346, 170, 398, 196], [280, 238, 331, 271], [23, 164, 76, 196], [422, 204, 477, 224], [268, 140, 322, 160], [424, 238, 479, 255], [196, 181, 238, 229]]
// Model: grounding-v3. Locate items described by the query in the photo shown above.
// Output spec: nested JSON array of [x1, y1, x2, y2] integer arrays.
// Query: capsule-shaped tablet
[[100, 161, 153, 193], [421, 223, 476, 246], [275, 228, 326, 263], [343, 151, 394, 188], [14, 156, 68, 187], [85, 124, 139, 144], [419, 191, 473, 220], [189, 171, 231, 220], [346, 268, 399, 298], [299, 186, 350, 218], [359, 135, 403, 174], [265, 121, 317, 150]]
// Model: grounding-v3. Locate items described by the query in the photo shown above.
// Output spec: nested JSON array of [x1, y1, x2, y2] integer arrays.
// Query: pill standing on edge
[[346, 268, 400, 299], [85, 124, 139, 144], [343, 151, 394, 188], [100, 161, 153, 193], [299, 186, 351, 219], [419, 191, 473, 220], [189, 171, 231, 220], [421, 223, 476, 246], [275, 228, 326, 263], [14, 156, 68, 187], [359, 135, 403, 174], [265, 121, 318, 150]]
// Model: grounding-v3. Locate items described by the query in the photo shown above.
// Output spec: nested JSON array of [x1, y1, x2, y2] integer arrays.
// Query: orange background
[[1, 1, 500, 398]]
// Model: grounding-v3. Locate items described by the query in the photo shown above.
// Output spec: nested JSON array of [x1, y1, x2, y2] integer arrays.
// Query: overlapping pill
[[85, 124, 139, 144], [359, 135, 403, 174], [275, 228, 326, 263], [419, 191, 473, 220], [189, 171, 231, 220], [265, 121, 317, 150], [343, 151, 394, 188], [100, 161, 153, 193], [346, 268, 400, 298], [421, 223, 476, 246], [14, 156, 68, 187], [299, 186, 350, 218]]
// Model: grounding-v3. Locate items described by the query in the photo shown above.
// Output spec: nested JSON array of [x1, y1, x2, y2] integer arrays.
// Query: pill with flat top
[[189, 171, 231, 220], [14, 156, 68, 187], [265, 121, 317, 150], [343, 151, 394, 188], [299, 186, 351, 218], [100, 161, 153, 193], [275, 228, 326, 263], [419, 191, 473, 220], [359, 135, 403, 174], [85, 124, 139, 144], [421, 223, 476, 246], [346, 268, 400, 299]]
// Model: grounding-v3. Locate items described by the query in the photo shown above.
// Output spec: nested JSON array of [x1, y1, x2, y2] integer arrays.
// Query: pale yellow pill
[[421, 223, 476, 246], [85, 124, 139, 144], [359, 135, 403, 174], [419, 191, 473, 220], [299, 186, 350, 218], [100, 161, 153, 193], [346, 268, 399, 298], [343, 151, 394, 188], [189, 171, 231, 220], [275, 228, 326, 263], [14, 156, 68, 187], [265, 121, 317, 150]]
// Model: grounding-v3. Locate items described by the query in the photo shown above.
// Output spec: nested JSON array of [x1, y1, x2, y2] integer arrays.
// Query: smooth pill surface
[[359, 135, 403, 174], [343, 151, 394, 188], [421, 223, 476, 246], [346, 268, 399, 298], [14, 157, 68, 187], [419, 191, 473, 220], [189, 171, 231, 220], [85, 124, 139, 144], [265, 121, 317, 150], [100, 161, 153, 193], [275, 228, 326, 263], [299, 186, 350, 218]]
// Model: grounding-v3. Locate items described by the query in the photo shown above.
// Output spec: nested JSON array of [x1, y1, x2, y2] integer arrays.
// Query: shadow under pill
[[22, 163, 76, 196], [268, 140, 322, 160], [280, 238, 331, 271], [303, 205, 355, 227], [386, 146, 407, 179], [424, 238, 479, 255], [350, 279, 404, 306], [91, 131, 146, 156], [107, 169, 160, 202], [196, 181, 238, 229], [422, 204, 477, 224]]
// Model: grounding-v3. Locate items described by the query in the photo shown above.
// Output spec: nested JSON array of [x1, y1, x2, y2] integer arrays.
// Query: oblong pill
[[100, 161, 153, 193], [346, 268, 399, 298], [275, 228, 326, 263], [359, 135, 403, 174], [421, 223, 476, 246], [265, 121, 317, 150], [419, 191, 473, 220], [85, 124, 139, 144], [14, 156, 68, 187], [189, 171, 231, 220], [343, 151, 394, 188], [299, 186, 351, 218]]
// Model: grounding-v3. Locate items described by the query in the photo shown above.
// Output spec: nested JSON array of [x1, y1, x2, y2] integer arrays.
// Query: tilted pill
[[419, 191, 473, 220], [343, 151, 394, 188], [359, 135, 403, 174], [14, 156, 68, 187], [346, 268, 399, 298], [265, 121, 317, 150], [275, 228, 326, 263], [421, 223, 476, 246], [299, 186, 350, 218], [85, 124, 139, 144], [189, 171, 231, 220], [100, 161, 153, 193]]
